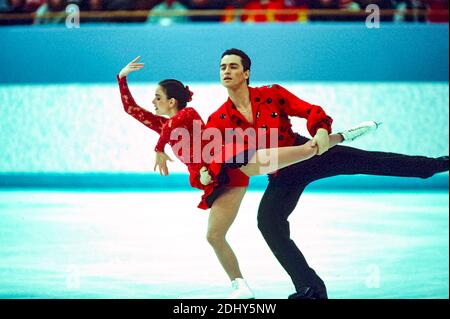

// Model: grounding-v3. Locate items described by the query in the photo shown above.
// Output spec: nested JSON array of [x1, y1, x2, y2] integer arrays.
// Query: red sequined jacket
[[205, 84, 333, 180], [206, 84, 333, 148]]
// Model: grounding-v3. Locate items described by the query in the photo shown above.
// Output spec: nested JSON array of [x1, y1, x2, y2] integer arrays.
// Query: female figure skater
[[117, 56, 378, 298]]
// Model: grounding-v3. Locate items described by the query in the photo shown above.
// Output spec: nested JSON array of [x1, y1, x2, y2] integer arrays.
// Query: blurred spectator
[[425, 0, 448, 22], [308, 0, 397, 22], [135, 0, 160, 10], [239, 0, 306, 23], [25, 0, 44, 10], [1, 0, 444, 25], [135, 0, 160, 22], [147, 0, 188, 25], [276, 0, 308, 22], [221, 0, 247, 22], [67, 0, 82, 7], [295, 0, 309, 21], [359, 0, 396, 21], [105, 0, 136, 22], [87, 0, 104, 10], [338, 0, 363, 21], [34, 0, 67, 24], [4, 0, 28, 12], [1, 0, 34, 25], [241, 0, 284, 22], [393, 0, 426, 21], [106, 0, 134, 10], [81, 0, 106, 23], [184, 0, 225, 22], [0, 0, 10, 11], [307, 0, 340, 21], [340, 0, 361, 10]]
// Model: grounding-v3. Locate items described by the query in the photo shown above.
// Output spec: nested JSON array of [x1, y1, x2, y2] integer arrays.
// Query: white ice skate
[[339, 121, 382, 142], [226, 278, 255, 299]]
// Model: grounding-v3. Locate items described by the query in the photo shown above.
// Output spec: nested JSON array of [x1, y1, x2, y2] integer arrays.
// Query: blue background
[[0, 23, 448, 83]]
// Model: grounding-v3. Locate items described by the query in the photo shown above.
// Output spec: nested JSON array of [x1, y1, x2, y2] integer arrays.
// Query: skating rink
[[0, 189, 448, 299], [1, 20, 449, 301]]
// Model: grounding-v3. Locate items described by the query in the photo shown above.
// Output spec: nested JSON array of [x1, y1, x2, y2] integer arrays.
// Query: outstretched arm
[[118, 56, 168, 134]]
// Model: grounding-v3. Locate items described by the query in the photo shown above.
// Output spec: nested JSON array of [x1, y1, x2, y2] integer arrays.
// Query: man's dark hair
[[221, 48, 251, 84]]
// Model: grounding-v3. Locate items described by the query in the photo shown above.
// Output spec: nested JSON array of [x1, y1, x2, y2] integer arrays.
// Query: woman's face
[[152, 86, 175, 116]]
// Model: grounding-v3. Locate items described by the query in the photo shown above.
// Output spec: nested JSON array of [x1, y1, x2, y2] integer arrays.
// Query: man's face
[[220, 55, 249, 89]]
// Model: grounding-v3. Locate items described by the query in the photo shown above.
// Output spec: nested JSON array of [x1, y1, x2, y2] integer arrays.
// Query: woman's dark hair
[[221, 48, 252, 84], [158, 79, 192, 110]]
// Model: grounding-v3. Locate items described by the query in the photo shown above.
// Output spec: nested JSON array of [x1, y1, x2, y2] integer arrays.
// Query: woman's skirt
[[197, 144, 256, 210]]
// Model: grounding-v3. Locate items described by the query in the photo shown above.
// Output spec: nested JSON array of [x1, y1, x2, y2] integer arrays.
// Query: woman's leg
[[207, 186, 247, 281], [240, 134, 343, 177]]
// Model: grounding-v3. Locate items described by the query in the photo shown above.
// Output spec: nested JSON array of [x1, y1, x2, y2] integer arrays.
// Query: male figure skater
[[206, 48, 449, 299]]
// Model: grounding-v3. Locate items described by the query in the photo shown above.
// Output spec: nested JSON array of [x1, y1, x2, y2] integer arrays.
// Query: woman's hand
[[311, 128, 330, 155], [119, 56, 144, 79], [200, 166, 213, 186], [154, 152, 173, 176]]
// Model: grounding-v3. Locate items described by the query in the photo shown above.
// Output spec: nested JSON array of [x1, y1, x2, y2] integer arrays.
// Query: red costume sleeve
[[156, 108, 206, 190], [274, 85, 333, 136], [154, 120, 172, 153], [205, 111, 227, 136], [117, 75, 168, 135]]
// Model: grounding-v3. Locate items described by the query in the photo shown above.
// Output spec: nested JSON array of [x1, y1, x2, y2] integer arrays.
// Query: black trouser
[[257, 135, 449, 292]]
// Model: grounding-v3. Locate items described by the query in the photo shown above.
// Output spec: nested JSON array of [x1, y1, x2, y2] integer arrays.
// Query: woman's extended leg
[[240, 134, 343, 177]]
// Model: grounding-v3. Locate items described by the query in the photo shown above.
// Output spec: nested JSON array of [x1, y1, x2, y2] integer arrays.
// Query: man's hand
[[119, 56, 144, 79], [154, 151, 173, 176], [311, 128, 330, 155], [199, 166, 212, 186]]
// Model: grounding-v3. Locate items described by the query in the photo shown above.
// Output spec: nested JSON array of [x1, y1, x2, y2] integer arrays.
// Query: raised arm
[[118, 56, 168, 134]]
